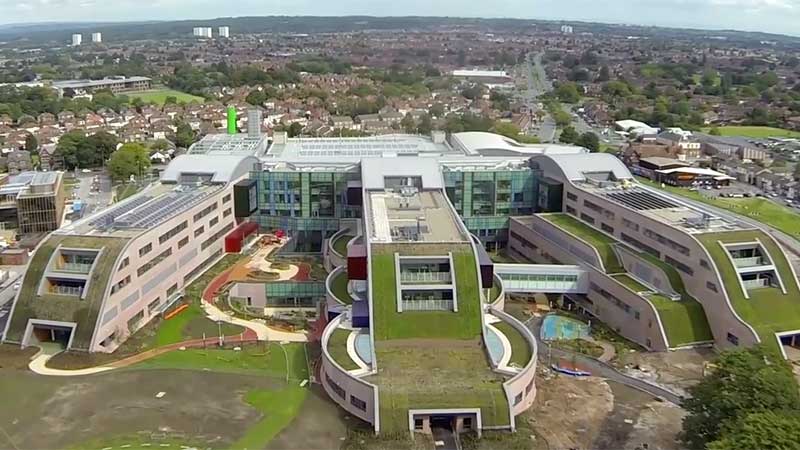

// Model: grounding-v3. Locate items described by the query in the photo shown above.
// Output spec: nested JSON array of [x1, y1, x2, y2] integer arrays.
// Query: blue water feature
[[354, 332, 372, 364], [540, 315, 590, 341], [485, 326, 505, 365]]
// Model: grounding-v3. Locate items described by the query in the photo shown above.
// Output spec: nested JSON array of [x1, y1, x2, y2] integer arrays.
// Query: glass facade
[[264, 281, 326, 307], [250, 170, 361, 251], [444, 169, 536, 247]]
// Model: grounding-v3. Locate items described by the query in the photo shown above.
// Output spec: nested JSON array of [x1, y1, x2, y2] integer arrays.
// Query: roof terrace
[[367, 189, 466, 243]]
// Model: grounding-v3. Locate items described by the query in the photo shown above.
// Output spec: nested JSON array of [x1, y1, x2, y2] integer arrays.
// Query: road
[[69, 171, 113, 217], [518, 52, 558, 142], [526, 316, 684, 405]]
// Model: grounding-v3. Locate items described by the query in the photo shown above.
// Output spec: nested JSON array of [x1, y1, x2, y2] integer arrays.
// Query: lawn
[[133, 344, 309, 380], [330, 269, 353, 305], [125, 88, 204, 105], [327, 328, 358, 370], [370, 243, 482, 340], [493, 321, 532, 368], [639, 177, 800, 239], [696, 230, 800, 351], [332, 234, 354, 256], [701, 126, 800, 139], [543, 213, 625, 273], [234, 387, 308, 449]]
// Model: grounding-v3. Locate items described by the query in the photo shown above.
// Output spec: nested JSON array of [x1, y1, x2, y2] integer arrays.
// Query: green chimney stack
[[227, 106, 237, 134]]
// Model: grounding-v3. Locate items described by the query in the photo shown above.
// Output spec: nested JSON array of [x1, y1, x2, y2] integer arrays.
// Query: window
[[209, 217, 219, 228], [159, 221, 188, 245], [223, 194, 231, 204], [138, 243, 152, 257], [700, 259, 711, 270], [525, 380, 534, 395], [147, 297, 161, 315], [167, 283, 178, 297], [137, 248, 172, 277], [193, 202, 218, 222], [414, 419, 424, 431], [326, 374, 345, 399], [178, 236, 189, 249], [567, 192, 578, 201], [634, 311, 640, 320], [706, 281, 718, 293], [580, 213, 595, 225], [350, 395, 367, 411], [622, 218, 639, 232], [201, 222, 234, 251], [194, 226, 204, 237], [727, 332, 739, 346], [601, 223, 614, 234], [118, 257, 129, 270], [223, 208, 232, 218], [566, 205, 576, 214], [463, 417, 473, 429], [665, 255, 694, 275], [514, 392, 523, 406], [584, 200, 603, 214]]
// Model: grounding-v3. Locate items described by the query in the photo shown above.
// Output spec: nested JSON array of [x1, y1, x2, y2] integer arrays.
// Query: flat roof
[[266, 135, 458, 161], [188, 133, 268, 156], [361, 157, 444, 190], [51, 76, 151, 89], [367, 189, 466, 243]]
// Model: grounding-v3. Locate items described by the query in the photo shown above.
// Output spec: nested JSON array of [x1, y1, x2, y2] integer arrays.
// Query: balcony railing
[[49, 285, 83, 296], [400, 272, 452, 284], [401, 299, 454, 311], [742, 278, 769, 290], [733, 257, 766, 268], [56, 262, 94, 273]]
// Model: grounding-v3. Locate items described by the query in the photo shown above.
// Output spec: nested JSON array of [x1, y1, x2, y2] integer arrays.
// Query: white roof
[[531, 153, 634, 182], [161, 154, 259, 184], [360, 157, 443, 190], [451, 70, 510, 78], [451, 132, 587, 157], [615, 120, 659, 135], [655, 167, 735, 180]]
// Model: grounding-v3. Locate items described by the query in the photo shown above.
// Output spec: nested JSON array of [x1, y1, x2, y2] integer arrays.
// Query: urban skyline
[[1, 0, 800, 37]]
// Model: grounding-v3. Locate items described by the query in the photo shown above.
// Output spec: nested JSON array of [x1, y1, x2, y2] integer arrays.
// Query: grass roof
[[543, 213, 624, 273]]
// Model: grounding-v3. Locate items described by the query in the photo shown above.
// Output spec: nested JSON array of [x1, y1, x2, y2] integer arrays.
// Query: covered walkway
[[494, 263, 589, 294]]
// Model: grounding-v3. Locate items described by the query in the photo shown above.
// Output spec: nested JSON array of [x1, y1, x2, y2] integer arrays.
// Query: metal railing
[[742, 278, 769, 290], [733, 257, 766, 268], [56, 262, 93, 273], [399, 272, 452, 284], [49, 285, 83, 296], [401, 299, 454, 311]]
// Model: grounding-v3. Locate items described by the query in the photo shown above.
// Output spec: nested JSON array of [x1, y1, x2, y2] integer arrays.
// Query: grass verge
[[493, 321, 532, 368], [327, 328, 358, 370]]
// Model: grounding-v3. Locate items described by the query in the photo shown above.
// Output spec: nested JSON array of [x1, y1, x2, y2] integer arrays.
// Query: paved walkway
[[202, 301, 307, 343]]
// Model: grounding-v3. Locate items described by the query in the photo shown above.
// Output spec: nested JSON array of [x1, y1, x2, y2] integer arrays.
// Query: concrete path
[[28, 344, 114, 376], [202, 301, 307, 343]]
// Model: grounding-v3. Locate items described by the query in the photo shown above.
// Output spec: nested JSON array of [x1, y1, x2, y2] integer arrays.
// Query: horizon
[[0, 0, 799, 37]]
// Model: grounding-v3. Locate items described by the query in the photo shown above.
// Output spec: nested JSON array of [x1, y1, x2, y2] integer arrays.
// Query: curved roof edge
[[161, 154, 260, 184], [451, 131, 587, 156], [530, 152, 633, 183]]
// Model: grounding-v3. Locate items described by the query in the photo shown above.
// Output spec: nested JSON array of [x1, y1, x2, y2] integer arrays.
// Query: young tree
[[86, 131, 118, 164], [417, 114, 433, 135], [108, 143, 150, 181], [555, 82, 581, 103], [174, 121, 196, 148], [578, 132, 601, 152], [25, 133, 38, 154], [559, 125, 579, 144], [681, 346, 800, 450], [401, 113, 416, 134]]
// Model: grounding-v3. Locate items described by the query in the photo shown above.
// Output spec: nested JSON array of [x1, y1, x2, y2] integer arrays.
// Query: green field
[[126, 88, 204, 105], [701, 126, 800, 139], [639, 178, 800, 239], [697, 230, 800, 351]]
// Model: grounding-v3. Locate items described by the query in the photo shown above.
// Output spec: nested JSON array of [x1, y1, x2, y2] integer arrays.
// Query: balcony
[[401, 298, 454, 311], [732, 256, 766, 268], [399, 271, 452, 284]]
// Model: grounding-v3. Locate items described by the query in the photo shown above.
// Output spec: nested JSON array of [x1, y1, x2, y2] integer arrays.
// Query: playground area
[[540, 314, 591, 341]]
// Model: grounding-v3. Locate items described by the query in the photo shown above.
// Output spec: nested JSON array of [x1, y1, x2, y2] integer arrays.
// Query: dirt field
[[0, 368, 348, 450], [266, 386, 350, 450], [525, 368, 685, 450], [616, 347, 713, 397]]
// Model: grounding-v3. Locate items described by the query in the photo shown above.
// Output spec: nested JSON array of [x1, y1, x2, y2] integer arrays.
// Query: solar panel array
[[89, 195, 153, 228], [113, 189, 211, 229], [604, 189, 678, 211], [297, 140, 422, 158]]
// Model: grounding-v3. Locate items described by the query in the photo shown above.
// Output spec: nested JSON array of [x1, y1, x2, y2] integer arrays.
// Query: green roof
[[332, 234, 354, 257], [542, 213, 711, 347], [327, 328, 358, 370], [543, 213, 624, 273], [5, 235, 130, 350], [330, 269, 354, 305], [370, 243, 482, 341], [368, 242, 504, 434], [369, 341, 509, 434], [493, 321, 532, 368], [696, 230, 800, 351]]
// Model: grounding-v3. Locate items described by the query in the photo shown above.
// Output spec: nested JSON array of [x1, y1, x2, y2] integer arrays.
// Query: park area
[[701, 125, 800, 139], [125, 88, 204, 105]]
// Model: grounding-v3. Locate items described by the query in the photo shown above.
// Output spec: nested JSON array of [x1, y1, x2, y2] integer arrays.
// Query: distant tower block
[[91, 32, 102, 43], [218, 26, 230, 38], [192, 27, 202, 36], [71, 34, 82, 46], [247, 108, 262, 138], [204, 27, 213, 38]]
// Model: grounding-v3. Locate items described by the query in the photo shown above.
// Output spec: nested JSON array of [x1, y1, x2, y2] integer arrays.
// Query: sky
[[1, 0, 799, 36]]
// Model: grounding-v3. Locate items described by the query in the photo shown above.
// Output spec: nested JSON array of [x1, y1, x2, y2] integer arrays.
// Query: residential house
[[7, 150, 32, 174]]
